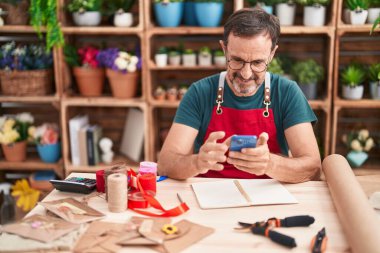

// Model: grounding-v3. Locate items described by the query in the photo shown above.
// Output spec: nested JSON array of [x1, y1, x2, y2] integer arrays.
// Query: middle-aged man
[[157, 8, 321, 183]]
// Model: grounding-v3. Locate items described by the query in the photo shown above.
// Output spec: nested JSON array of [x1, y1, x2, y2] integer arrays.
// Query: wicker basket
[[0, 69, 53, 96]]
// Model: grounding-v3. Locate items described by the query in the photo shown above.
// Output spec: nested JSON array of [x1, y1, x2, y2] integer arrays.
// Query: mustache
[[232, 72, 257, 81]]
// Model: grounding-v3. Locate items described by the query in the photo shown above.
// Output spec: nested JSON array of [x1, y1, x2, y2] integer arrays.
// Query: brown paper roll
[[322, 154, 380, 253]]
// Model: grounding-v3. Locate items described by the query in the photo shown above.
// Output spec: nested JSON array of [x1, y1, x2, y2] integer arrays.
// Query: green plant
[[268, 57, 285, 75], [214, 49, 224, 57], [183, 48, 194, 54], [199, 46, 211, 56], [63, 45, 80, 67], [370, 15, 379, 35], [345, 0, 369, 11], [157, 46, 168, 54], [29, 0, 64, 51], [247, 0, 276, 6], [369, 0, 380, 6], [153, 0, 184, 3], [68, 0, 103, 13], [168, 48, 180, 56], [368, 63, 380, 82], [295, 0, 330, 6], [341, 64, 366, 87], [103, 0, 135, 15], [291, 59, 324, 84]]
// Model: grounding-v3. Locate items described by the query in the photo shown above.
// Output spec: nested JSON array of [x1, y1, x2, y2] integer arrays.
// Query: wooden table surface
[[29, 173, 355, 253]]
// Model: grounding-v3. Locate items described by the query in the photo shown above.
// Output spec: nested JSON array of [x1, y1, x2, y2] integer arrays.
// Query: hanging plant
[[30, 0, 64, 51]]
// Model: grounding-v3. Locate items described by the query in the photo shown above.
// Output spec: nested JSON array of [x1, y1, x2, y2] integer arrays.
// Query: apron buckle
[[263, 101, 271, 118], [216, 100, 223, 115]]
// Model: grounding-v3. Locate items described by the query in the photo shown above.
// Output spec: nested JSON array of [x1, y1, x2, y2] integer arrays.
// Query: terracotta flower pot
[[1, 141, 27, 162], [106, 69, 139, 99], [73, 67, 105, 97]]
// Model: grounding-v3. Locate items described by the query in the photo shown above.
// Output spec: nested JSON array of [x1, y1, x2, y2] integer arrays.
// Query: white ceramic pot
[[169, 55, 181, 65], [198, 54, 212, 66], [367, 8, 380, 23], [73, 11, 101, 26], [342, 85, 364, 100], [114, 12, 133, 27], [303, 5, 326, 26], [182, 54, 196, 66], [214, 56, 226, 67], [275, 3, 296, 26], [155, 54, 168, 67], [370, 81, 380, 99], [350, 10, 368, 25]]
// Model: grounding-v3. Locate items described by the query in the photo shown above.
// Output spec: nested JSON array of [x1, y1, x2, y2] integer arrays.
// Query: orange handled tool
[[310, 227, 327, 253]]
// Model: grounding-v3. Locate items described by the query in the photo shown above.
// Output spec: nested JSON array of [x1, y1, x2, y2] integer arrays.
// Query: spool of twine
[[104, 162, 127, 200], [107, 173, 127, 213]]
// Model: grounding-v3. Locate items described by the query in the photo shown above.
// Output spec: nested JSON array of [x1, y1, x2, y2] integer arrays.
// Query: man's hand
[[196, 131, 230, 174], [227, 132, 271, 175]]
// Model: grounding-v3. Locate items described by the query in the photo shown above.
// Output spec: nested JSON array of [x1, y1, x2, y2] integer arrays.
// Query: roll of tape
[[138, 173, 156, 195], [96, 169, 105, 193], [128, 190, 155, 209]]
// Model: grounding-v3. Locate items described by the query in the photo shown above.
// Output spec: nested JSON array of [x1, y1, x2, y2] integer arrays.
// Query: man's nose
[[240, 62, 253, 80]]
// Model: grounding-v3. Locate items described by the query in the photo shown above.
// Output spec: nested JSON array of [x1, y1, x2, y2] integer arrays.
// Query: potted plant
[[154, 85, 166, 100], [370, 15, 379, 33], [0, 0, 28, 25], [168, 48, 181, 65], [345, 0, 370, 25], [68, 0, 103, 26], [166, 86, 178, 101], [295, 0, 331, 26], [268, 57, 285, 75], [64, 45, 105, 97], [97, 47, 141, 98], [341, 64, 366, 100], [182, 48, 196, 66], [247, 0, 275, 14], [30, 0, 64, 51], [213, 49, 226, 67], [291, 59, 324, 100], [178, 85, 188, 99], [198, 46, 212, 66], [368, 0, 380, 23], [155, 46, 168, 67], [153, 0, 184, 27], [0, 42, 54, 96], [29, 123, 61, 163], [0, 113, 34, 162], [275, 0, 296, 26], [194, 0, 225, 27], [104, 0, 136, 27], [368, 63, 380, 99], [342, 129, 375, 167]]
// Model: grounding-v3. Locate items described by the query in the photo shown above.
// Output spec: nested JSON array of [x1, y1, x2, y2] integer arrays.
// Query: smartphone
[[230, 135, 257, 152]]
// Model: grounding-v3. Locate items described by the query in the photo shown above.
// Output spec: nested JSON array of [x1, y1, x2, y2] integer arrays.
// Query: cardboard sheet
[[322, 154, 380, 253]]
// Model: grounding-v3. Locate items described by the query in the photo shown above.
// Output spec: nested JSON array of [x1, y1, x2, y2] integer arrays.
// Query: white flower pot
[[370, 81, 380, 99], [169, 55, 181, 65], [367, 8, 380, 23], [155, 54, 168, 67], [342, 85, 364, 100], [198, 54, 212, 66], [275, 3, 296, 26], [182, 54, 196, 66], [303, 5, 326, 26], [350, 10, 368, 25], [114, 12, 133, 27], [214, 56, 226, 67], [73, 11, 101, 26], [343, 8, 351, 24]]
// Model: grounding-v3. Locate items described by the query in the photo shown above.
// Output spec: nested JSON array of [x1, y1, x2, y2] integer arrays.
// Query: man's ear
[[270, 44, 279, 61], [219, 40, 226, 54]]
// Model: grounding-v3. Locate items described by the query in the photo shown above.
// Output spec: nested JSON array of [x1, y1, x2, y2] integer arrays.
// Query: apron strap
[[216, 71, 226, 115], [263, 72, 271, 118]]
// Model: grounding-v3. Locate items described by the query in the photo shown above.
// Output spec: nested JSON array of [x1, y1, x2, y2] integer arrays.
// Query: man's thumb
[[257, 132, 269, 146]]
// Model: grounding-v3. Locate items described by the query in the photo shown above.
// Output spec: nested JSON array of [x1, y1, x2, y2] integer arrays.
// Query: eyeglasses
[[227, 53, 270, 73]]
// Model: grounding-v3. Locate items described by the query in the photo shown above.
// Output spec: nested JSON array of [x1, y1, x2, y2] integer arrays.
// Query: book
[[119, 108, 144, 162], [191, 179, 298, 209], [78, 125, 89, 166], [69, 115, 89, 166]]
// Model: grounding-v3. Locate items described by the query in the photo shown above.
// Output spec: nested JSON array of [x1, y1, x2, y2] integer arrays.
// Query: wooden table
[[30, 173, 352, 253]]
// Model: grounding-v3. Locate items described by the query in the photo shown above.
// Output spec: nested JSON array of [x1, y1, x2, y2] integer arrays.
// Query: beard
[[229, 72, 262, 95]]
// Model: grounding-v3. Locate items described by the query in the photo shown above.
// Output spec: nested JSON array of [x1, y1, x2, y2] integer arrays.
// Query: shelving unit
[[0, 0, 378, 178]]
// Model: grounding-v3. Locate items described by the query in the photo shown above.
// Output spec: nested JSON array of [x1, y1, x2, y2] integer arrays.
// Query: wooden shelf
[[334, 99, 380, 108], [281, 26, 335, 36], [149, 62, 226, 71], [337, 24, 375, 35], [149, 100, 180, 108], [0, 25, 44, 33], [352, 160, 380, 176], [147, 27, 224, 36], [61, 26, 143, 35], [61, 97, 146, 108], [0, 95, 60, 103]]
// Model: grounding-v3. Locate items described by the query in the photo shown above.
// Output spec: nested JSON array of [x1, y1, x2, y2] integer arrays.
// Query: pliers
[[235, 215, 315, 248]]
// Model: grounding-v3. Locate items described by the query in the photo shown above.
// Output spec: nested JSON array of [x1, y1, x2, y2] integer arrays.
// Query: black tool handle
[[281, 215, 315, 227], [251, 227, 297, 248]]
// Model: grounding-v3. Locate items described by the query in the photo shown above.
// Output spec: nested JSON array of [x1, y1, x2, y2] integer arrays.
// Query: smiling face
[[220, 33, 277, 97]]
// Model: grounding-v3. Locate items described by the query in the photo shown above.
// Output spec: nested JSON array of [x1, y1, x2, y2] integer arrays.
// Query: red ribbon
[[127, 168, 189, 217]]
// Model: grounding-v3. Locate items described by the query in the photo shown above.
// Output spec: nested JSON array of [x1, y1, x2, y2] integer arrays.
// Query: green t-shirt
[[174, 72, 317, 155]]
